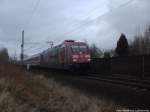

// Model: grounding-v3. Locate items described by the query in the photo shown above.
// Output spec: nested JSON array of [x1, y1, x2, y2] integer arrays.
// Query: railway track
[[80, 74, 150, 91], [28, 68, 150, 108], [29, 66, 150, 91]]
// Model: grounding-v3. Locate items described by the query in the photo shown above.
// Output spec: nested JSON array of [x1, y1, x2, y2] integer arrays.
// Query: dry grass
[[0, 54, 124, 112]]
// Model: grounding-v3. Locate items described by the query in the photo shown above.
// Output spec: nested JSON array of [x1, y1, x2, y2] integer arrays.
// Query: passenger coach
[[24, 40, 91, 70]]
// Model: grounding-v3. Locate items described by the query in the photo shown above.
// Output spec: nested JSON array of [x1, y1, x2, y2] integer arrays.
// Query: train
[[24, 40, 91, 70]]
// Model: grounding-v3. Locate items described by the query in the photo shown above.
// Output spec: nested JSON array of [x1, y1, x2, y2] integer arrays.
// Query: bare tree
[[89, 44, 103, 58], [130, 25, 150, 55], [103, 52, 111, 58], [0, 48, 9, 61]]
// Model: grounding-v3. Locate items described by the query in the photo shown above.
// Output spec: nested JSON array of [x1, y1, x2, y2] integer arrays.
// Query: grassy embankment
[[0, 54, 124, 112]]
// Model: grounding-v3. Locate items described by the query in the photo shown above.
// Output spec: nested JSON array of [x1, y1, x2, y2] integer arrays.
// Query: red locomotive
[[24, 40, 91, 70]]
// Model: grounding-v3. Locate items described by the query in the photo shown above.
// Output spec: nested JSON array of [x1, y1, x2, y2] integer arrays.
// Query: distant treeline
[[1, 25, 150, 60], [90, 25, 150, 58], [0, 48, 9, 61]]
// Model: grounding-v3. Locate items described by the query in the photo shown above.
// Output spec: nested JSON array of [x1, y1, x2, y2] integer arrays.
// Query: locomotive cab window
[[71, 45, 88, 53], [79, 46, 88, 52], [71, 45, 79, 52]]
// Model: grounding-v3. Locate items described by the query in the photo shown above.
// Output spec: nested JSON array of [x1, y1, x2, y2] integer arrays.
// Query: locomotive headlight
[[85, 55, 91, 58], [87, 58, 91, 61], [72, 55, 79, 58], [73, 59, 77, 62]]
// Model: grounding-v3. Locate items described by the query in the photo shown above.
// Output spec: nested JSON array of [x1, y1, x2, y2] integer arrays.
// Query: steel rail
[[80, 74, 150, 91]]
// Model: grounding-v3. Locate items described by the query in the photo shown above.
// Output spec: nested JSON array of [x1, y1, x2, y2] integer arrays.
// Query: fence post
[[142, 55, 145, 78]]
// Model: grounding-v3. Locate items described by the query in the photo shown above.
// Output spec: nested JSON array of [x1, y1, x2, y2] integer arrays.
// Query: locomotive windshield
[[71, 45, 88, 53]]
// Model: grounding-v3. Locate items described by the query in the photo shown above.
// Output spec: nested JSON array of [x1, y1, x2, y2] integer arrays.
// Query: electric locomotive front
[[61, 40, 91, 69]]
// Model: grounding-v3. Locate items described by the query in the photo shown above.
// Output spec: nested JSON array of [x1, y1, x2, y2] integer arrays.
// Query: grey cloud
[[92, 0, 150, 49], [0, 0, 150, 56], [102, 0, 150, 36]]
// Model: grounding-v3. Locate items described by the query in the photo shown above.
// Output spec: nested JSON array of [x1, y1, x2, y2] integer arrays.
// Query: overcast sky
[[0, 0, 150, 57]]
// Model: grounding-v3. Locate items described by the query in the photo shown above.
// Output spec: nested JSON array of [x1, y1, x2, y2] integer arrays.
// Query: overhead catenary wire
[[23, 0, 41, 30], [24, 42, 45, 50], [23, 0, 134, 55], [25, 46, 47, 53], [35, 0, 134, 50], [60, 0, 135, 37], [24, 43, 49, 52], [60, 4, 108, 31], [20, 0, 41, 57], [45, 3, 110, 42]]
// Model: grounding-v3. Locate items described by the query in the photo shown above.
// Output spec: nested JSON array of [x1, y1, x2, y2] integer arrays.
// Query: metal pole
[[47, 41, 54, 48], [142, 55, 145, 78], [21, 30, 24, 64]]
